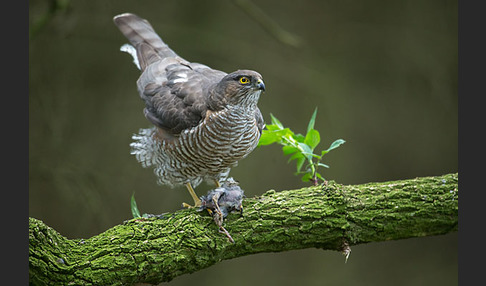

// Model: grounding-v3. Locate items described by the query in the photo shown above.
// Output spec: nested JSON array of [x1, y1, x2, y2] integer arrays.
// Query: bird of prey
[[113, 13, 265, 207]]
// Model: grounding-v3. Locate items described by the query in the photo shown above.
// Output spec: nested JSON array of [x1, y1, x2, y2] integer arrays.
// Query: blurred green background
[[29, 0, 457, 285]]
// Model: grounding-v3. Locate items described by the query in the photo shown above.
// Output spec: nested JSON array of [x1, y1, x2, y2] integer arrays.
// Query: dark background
[[29, 0, 457, 285]]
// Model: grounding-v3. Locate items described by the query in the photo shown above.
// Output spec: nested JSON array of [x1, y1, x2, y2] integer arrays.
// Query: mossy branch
[[29, 173, 458, 285]]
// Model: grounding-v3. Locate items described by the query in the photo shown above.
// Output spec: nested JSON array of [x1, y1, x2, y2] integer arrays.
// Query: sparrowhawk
[[113, 13, 265, 207]]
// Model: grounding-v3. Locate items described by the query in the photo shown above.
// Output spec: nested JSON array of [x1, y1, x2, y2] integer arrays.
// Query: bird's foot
[[184, 183, 202, 208], [181, 200, 202, 209], [218, 225, 235, 243]]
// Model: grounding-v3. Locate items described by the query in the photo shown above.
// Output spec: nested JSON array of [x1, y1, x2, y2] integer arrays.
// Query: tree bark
[[29, 173, 458, 285]]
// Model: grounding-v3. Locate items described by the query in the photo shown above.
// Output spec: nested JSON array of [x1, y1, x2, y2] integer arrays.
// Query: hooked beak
[[256, 79, 266, 91]]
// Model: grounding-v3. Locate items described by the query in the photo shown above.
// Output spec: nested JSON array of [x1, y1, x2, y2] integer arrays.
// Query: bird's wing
[[141, 62, 227, 134], [114, 13, 227, 135], [254, 108, 265, 135]]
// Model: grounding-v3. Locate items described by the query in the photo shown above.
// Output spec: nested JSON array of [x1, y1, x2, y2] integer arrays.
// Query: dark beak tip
[[258, 82, 266, 91]]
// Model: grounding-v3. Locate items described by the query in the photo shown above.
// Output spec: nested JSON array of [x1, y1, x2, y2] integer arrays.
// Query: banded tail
[[113, 13, 178, 70]]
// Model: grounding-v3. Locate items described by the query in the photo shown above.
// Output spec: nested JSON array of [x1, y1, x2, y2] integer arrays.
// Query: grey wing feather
[[114, 13, 227, 135], [254, 108, 265, 135], [143, 63, 226, 134]]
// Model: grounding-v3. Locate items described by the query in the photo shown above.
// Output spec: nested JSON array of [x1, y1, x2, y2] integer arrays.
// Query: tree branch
[[29, 173, 458, 285]]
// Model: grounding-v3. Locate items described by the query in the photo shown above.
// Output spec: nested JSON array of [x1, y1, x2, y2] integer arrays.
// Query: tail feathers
[[120, 44, 141, 70], [114, 13, 178, 70]]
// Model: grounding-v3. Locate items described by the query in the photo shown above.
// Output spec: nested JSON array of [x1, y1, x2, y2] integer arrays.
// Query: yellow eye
[[239, 76, 250, 84]]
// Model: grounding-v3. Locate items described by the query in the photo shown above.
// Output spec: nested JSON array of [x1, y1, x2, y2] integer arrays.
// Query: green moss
[[30, 173, 458, 285]]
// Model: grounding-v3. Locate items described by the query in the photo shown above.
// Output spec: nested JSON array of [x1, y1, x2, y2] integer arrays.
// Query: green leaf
[[282, 145, 299, 155], [316, 172, 325, 181], [304, 129, 320, 150], [270, 113, 284, 129], [288, 151, 304, 162], [326, 139, 346, 152], [281, 128, 296, 138], [297, 142, 314, 161], [258, 132, 281, 146], [294, 133, 306, 143], [317, 162, 330, 168], [295, 157, 306, 173], [258, 128, 294, 146], [131, 193, 141, 219], [301, 172, 313, 182], [307, 107, 318, 134], [265, 124, 281, 131]]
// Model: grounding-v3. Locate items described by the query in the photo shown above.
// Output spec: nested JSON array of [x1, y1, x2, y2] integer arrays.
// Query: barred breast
[[130, 105, 261, 188]]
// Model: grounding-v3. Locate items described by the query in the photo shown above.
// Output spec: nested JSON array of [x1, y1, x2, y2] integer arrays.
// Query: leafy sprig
[[258, 108, 345, 185]]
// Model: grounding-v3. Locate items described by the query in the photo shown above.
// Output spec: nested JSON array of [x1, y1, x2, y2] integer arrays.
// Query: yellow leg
[[182, 182, 201, 208], [214, 180, 221, 188]]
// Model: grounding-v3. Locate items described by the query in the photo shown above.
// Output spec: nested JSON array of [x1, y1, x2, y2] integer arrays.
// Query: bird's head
[[215, 70, 265, 108]]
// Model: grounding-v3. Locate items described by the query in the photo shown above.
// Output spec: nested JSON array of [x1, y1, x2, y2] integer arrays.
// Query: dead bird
[[198, 178, 244, 243]]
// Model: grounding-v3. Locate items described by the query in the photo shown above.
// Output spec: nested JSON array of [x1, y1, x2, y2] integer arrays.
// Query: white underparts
[[120, 44, 141, 70]]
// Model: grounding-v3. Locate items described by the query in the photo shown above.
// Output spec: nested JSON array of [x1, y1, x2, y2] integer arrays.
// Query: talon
[[185, 183, 202, 207], [182, 202, 194, 209]]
